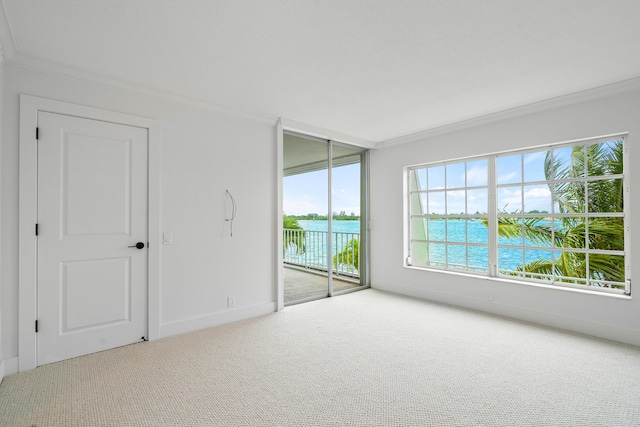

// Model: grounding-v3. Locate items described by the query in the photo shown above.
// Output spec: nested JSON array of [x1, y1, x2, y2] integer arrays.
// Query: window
[[406, 135, 629, 295]]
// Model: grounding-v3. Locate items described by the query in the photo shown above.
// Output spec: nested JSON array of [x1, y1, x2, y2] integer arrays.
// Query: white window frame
[[406, 157, 491, 274], [405, 133, 630, 296]]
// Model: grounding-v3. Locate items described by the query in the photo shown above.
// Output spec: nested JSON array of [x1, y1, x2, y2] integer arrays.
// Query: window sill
[[403, 264, 632, 300]]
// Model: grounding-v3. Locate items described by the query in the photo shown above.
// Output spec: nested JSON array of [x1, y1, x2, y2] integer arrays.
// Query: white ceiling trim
[[4, 51, 278, 126], [378, 76, 640, 149]]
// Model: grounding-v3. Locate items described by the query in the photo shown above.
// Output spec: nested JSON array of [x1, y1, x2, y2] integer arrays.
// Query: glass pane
[[468, 245, 489, 273], [410, 193, 427, 215], [428, 243, 446, 267], [466, 159, 488, 187], [556, 217, 586, 249], [524, 249, 553, 281], [498, 247, 523, 275], [552, 146, 584, 179], [428, 165, 445, 190], [589, 254, 625, 284], [410, 168, 427, 191], [427, 219, 446, 241], [446, 162, 465, 189], [446, 190, 465, 215], [497, 217, 523, 246], [447, 244, 466, 270], [428, 191, 446, 215], [468, 219, 489, 244], [587, 139, 623, 177], [587, 217, 623, 251], [410, 241, 429, 267], [523, 184, 551, 214], [497, 154, 521, 184], [522, 217, 552, 248], [467, 189, 488, 215], [283, 134, 329, 304], [446, 219, 466, 243], [497, 186, 522, 213], [555, 251, 587, 284], [332, 144, 363, 285], [523, 150, 549, 182], [553, 182, 585, 214], [410, 217, 428, 241], [588, 179, 623, 213]]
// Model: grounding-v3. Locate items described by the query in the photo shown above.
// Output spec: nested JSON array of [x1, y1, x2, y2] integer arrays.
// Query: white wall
[[371, 86, 640, 346], [1, 64, 278, 367]]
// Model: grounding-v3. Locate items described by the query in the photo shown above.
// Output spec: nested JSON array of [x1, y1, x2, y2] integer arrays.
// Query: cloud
[[498, 171, 519, 184], [466, 164, 488, 186]]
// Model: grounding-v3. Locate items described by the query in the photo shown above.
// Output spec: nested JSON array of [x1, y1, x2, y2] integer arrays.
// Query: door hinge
[[35, 223, 39, 236], [35, 320, 39, 333], [36, 127, 39, 140]]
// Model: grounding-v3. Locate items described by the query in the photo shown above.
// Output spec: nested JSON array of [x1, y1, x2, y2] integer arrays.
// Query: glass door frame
[[277, 124, 370, 309]]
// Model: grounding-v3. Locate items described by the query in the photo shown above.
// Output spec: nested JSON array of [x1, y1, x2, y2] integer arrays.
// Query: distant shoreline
[[287, 216, 360, 221]]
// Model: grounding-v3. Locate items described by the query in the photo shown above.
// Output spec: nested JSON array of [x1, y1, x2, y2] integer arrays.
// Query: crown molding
[[378, 76, 640, 149], [4, 51, 277, 126], [0, 1, 273, 124]]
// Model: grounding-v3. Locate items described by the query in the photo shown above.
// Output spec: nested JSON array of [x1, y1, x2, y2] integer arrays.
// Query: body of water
[[292, 219, 554, 273], [298, 220, 360, 234], [285, 220, 361, 274], [420, 219, 553, 272]]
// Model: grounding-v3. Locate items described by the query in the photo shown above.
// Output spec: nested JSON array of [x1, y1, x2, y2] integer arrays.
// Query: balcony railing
[[283, 228, 360, 278]]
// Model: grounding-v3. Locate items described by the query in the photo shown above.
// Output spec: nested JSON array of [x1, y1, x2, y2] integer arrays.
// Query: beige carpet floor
[[1, 289, 639, 426]]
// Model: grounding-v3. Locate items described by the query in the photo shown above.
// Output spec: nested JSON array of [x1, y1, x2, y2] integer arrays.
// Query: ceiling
[[283, 133, 364, 176], [1, 1, 639, 144]]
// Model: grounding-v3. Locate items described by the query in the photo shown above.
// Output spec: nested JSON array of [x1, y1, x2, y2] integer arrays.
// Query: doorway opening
[[282, 131, 369, 305]]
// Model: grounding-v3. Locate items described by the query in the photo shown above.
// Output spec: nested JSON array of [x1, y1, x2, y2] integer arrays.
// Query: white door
[[37, 111, 148, 366]]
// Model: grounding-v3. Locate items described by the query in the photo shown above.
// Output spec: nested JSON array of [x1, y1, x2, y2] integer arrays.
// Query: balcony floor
[[284, 265, 362, 304]]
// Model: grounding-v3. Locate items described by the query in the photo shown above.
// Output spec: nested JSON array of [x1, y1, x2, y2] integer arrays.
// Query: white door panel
[[63, 132, 133, 237], [37, 112, 148, 366]]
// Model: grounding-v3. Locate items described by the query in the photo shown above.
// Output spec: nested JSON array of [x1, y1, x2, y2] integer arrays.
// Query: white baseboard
[[159, 302, 277, 339], [372, 281, 640, 347], [0, 357, 19, 380]]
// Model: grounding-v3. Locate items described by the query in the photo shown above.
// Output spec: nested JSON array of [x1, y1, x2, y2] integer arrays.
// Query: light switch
[[163, 232, 173, 245]]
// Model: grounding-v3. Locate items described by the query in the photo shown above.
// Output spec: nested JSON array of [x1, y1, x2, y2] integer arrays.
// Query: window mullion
[[488, 155, 498, 277], [406, 168, 413, 265], [623, 140, 631, 294]]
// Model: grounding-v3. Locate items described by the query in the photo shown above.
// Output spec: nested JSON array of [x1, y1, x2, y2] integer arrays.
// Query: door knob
[[128, 242, 145, 249]]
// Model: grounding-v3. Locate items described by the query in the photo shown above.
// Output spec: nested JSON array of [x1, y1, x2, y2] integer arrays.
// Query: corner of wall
[[159, 302, 277, 339], [0, 47, 5, 384]]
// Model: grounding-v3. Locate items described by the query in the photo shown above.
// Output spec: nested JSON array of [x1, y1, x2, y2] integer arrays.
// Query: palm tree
[[283, 215, 306, 255], [333, 238, 359, 273], [493, 140, 624, 285]]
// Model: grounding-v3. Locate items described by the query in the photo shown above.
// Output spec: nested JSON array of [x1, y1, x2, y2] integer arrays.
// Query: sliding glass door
[[282, 132, 369, 305]]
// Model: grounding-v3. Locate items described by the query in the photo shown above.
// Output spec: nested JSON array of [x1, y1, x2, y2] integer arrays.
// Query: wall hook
[[225, 190, 237, 237]]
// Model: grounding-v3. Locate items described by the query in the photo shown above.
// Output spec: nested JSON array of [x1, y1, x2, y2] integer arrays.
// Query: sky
[[284, 143, 615, 217], [283, 154, 549, 217], [283, 163, 361, 216], [415, 149, 560, 214]]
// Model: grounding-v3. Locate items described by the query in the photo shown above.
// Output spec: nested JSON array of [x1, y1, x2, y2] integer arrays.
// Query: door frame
[[18, 95, 161, 372], [277, 119, 373, 309]]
